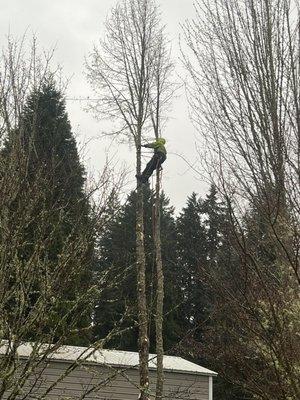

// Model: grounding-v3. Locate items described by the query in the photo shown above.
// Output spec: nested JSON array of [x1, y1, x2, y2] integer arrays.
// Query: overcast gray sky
[[0, 0, 207, 209]]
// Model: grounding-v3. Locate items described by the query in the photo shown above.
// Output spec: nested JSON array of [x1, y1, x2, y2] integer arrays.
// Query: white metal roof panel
[[0, 342, 217, 376]]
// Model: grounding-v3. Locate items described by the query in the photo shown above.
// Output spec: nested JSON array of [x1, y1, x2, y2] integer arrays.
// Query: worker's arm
[[142, 142, 156, 149]]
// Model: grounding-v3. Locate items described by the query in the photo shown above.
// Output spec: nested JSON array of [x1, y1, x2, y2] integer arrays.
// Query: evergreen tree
[[176, 192, 207, 343], [202, 184, 224, 262], [202, 186, 251, 400], [22, 83, 87, 209], [94, 186, 182, 351], [176, 187, 249, 399], [2, 83, 94, 345]]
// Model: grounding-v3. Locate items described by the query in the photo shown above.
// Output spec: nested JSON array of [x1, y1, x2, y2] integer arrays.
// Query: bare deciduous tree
[[86, 1, 174, 398], [150, 35, 174, 400], [183, 0, 300, 399]]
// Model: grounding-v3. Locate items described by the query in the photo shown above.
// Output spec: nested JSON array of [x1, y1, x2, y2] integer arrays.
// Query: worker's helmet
[[157, 138, 166, 145]]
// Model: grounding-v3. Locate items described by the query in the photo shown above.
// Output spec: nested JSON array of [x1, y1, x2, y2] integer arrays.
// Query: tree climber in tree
[[137, 138, 167, 184]]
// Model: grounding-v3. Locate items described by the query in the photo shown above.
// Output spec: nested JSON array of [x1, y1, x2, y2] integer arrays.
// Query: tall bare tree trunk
[[86, 2, 174, 397], [136, 142, 149, 400], [154, 166, 164, 400]]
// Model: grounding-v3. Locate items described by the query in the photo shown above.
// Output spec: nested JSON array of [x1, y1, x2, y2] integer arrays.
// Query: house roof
[[0, 342, 217, 376]]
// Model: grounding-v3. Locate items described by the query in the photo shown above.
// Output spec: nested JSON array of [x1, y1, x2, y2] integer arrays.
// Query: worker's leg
[[140, 154, 159, 182], [156, 153, 166, 170]]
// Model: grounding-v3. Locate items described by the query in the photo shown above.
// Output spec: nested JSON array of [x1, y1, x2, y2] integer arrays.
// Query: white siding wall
[[3, 359, 210, 400]]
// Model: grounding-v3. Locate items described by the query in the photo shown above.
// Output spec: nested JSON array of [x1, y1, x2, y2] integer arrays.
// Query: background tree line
[[93, 184, 245, 399]]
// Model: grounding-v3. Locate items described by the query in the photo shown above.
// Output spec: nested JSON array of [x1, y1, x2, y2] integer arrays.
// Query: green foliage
[[175, 186, 229, 345], [93, 186, 183, 351], [0, 83, 94, 346], [176, 192, 207, 338], [175, 186, 251, 400], [94, 184, 246, 400]]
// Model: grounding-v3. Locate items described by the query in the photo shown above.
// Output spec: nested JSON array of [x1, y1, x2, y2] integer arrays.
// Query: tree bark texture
[[154, 167, 164, 400], [136, 145, 150, 400]]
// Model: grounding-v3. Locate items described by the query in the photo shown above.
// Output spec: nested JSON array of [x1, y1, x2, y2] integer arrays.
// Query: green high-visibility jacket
[[143, 138, 166, 155]]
